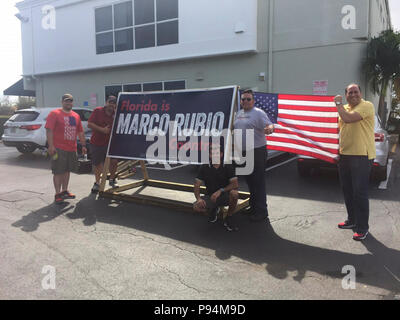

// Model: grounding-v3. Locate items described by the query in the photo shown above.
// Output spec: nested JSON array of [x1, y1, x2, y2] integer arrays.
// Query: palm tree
[[365, 29, 400, 125]]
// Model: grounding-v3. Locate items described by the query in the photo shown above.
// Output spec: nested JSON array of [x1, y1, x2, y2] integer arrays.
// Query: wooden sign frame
[[98, 86, 250, 216]]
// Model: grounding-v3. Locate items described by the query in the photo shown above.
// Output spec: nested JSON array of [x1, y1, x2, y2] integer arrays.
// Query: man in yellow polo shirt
[[334, 84, 376, 241]]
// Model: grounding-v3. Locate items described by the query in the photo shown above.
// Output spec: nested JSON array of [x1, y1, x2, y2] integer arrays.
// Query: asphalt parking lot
[[0, 141, 399, 300]]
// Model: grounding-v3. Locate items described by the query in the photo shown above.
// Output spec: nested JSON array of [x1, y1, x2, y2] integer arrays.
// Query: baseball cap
[[62, 93, 73, 101]]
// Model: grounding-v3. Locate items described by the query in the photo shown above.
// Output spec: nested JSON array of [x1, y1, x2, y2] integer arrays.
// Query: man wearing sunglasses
[[234, 89, 274, 222], [45, 94, 87, 204]]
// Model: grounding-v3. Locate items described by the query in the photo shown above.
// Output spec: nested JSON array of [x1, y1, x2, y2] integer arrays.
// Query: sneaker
[[223, 216, 238, 232], [353, 231, 369, 241], [208, 207, 220, 223], [61, 190, 76, 199], [338, 220, 356, 229], [109, 178, 119, 188], [54, 193, 65, 204], [91, 182, 100, 193]]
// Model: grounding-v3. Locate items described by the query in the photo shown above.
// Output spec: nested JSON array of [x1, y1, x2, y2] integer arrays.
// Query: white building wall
[[17, 0, 257, 76]]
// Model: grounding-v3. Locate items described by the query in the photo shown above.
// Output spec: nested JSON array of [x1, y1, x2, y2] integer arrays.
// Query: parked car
[[2, 107, 92, 154], [387, 111, 400, 143], [297, 114, 390, 182]]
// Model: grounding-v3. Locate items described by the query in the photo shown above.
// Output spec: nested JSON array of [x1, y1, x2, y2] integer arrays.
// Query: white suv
[[2, 107, 92, 154]]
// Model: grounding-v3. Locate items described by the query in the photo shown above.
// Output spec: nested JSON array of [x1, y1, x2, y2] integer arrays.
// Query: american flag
[[253, 92, 339, 164]]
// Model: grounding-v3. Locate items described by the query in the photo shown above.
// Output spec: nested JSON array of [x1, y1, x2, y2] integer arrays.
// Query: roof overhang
[[3, 78, 36, 97]]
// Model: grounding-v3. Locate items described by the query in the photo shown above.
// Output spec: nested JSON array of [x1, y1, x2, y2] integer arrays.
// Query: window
[[157, 20, 178, 46], [135, 25, 155, 49], [143, 82, 163, 91], [106, 80, 185, 97], [75, 110, 93, 122], [95, 0, 178, 54], [123, 84, 142, 92], [9, 111, 39, 122], [164, 80, 185, 90], [95, 6, 114, 54], [115, 29, 134, 51], [96, 32, 114, 54], [82, 110, 93, 121], [105, 85, 122, 99], [114, 1, 132, 29], [95, 6, 112, 32], [134, 0, 154, 25], [156, 0, 178, 21]]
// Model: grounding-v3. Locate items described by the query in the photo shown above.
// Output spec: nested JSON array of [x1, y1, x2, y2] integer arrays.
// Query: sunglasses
[[241, 98, 252, 102], [64, 99, 73, 102]]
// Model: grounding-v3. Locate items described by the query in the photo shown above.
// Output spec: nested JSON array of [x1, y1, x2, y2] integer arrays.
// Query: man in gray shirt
[[234, 89, 274, 222]]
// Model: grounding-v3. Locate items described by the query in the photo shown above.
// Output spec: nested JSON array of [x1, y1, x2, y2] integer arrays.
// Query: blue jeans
[[338, 155, 373, 234], [245, 146, 268, 217]]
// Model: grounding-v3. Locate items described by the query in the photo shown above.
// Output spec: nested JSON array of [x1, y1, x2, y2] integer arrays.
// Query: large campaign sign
[[107, 86, 237, 164]]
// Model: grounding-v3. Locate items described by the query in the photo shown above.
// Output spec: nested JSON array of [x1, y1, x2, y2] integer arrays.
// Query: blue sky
[[1, 0, 400, 103]]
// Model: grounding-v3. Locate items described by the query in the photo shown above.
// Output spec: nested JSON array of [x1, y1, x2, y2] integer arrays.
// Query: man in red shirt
[[45, 94, 87, 204], [88, 95, 119, 193]]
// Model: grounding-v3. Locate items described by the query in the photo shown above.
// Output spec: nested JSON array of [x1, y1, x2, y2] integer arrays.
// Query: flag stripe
[[278, 104, 338, 112], [269, 133, 339, 149], [267, 141, 339, 160], [278, 94, 335, 102], [268, 145, 338, 164], [278, 100, 335, 107], [277, 118, 339, 129], [267, 136, 339, 154], [278, 113, 339, 123], [273, 127, 339, 143], [276, 121, 339, 134]]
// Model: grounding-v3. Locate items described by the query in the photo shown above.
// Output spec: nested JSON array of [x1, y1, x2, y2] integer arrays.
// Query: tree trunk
[[378, 79, 389, 126]]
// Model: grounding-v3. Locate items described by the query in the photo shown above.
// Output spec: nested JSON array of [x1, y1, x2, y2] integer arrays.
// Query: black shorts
[[201, 191, 230, 211], [90, 144, 108, 166]]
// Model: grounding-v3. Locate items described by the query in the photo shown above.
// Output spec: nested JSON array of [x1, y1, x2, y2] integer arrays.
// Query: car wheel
[[16, 144, 37, 154]]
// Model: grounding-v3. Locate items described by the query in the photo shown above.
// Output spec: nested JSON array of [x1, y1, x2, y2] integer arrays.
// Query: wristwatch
[[220, 188, 225, 193]]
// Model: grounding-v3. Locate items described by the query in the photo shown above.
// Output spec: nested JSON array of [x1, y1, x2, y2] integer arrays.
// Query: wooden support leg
[[99, 157, 111, 192], [140, 160, 149, 181]]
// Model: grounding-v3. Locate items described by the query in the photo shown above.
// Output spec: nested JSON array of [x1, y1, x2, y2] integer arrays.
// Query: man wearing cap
[[88, 95, 119, 192], [45, 94, 87, 204]]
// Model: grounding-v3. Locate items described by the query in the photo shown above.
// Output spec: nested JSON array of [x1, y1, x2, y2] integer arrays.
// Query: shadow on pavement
[[66, 193, 98, 226], [11, 202, 73, 232], [4, 152, 50, 171], [64, 194, 400, 297]]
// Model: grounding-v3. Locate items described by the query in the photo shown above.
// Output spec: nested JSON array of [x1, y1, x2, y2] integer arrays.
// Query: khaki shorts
[[51, 148, 78, 174]]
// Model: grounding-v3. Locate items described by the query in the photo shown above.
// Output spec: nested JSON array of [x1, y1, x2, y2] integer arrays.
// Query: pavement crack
[[93, 229, 223, 265], [26, 232, 115, 299], [271, 211, 339, 223], [152, 262, 203, 294]]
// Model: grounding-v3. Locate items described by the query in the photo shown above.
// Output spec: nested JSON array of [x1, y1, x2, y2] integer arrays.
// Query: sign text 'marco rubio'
[[115, 99, 225, 137]]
